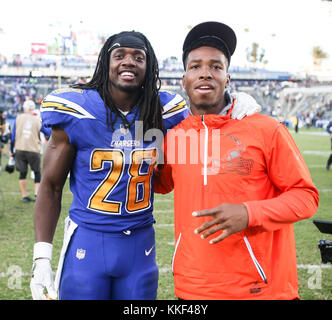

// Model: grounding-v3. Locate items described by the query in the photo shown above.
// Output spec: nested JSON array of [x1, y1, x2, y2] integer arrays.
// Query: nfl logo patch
[[76, 248, 86, 260], [120, 125, 129, 134]]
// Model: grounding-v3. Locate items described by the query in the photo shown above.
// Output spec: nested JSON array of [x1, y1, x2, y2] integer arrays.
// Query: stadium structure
[[1, 54, 332, 129]]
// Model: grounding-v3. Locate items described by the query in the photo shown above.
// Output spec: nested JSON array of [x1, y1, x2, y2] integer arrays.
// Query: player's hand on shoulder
[[231, 92, 261, 120]]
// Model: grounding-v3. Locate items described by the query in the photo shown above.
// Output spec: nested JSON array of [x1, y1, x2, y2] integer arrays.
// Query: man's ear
[[182, 74, 186, 90], [225, 73, 231, 89]]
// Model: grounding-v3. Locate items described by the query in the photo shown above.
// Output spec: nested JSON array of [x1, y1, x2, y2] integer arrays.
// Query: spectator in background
[[294, 115, 299, 133], [10, 100, 50, 202], [326, 119, 332, 171], [0, 108, 6, 171]]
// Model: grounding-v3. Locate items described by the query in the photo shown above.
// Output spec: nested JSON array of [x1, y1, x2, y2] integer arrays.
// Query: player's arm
[[153, 134, 174, 194], [34, 127, 75, 243], [154, 163, 174, 194], [31, 127, 75, 300]]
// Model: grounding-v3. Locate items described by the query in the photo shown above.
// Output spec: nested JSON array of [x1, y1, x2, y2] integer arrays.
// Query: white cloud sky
[[1, 0, 332, 72]]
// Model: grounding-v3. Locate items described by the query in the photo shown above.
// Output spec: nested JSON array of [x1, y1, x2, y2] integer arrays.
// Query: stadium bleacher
[[1, 54, 332, 129]]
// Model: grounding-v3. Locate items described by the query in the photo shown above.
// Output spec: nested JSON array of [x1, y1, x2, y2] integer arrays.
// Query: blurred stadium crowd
[[1, 54, 332, 131]]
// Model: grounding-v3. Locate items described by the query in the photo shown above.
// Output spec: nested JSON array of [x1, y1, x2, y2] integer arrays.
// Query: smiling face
[[182, 46, 230, 115], [108, 47, 147, 96]]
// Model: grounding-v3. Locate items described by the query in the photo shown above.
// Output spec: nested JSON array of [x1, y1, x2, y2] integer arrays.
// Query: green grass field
[[0, 126, 331, 300]]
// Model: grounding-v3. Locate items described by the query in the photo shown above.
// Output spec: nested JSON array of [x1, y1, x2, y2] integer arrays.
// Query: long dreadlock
[[71, 31, 164, 134]]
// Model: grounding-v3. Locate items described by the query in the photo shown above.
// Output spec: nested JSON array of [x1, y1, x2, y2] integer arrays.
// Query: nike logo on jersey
[[145, 245, 155, 256]]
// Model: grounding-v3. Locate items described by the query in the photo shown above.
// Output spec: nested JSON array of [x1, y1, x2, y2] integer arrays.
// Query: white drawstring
[[201, 116, 208, 186], [172, 233, 182, 273], [243, 236, 267, 284]]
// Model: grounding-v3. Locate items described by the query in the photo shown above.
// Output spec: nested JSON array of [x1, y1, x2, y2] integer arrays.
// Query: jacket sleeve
[[153, 134, 174, 194], [244, 123, 319, 232]]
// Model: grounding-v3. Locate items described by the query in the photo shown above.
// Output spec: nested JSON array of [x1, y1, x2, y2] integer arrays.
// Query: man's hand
[[30, 242, 57, 300], [231, 92, 262, 120], [193, 203, 249, 244], [30, 258, 57, 300]]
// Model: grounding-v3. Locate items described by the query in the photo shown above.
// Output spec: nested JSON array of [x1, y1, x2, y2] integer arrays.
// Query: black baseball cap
[[182, 21, 237, 69]]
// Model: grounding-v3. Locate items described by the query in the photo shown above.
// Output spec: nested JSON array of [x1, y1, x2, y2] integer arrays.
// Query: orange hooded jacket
[[154, 104, 319, 300]]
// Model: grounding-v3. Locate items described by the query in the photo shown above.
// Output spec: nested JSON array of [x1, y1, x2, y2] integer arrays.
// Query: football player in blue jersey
[[30, 30, 261, 300]]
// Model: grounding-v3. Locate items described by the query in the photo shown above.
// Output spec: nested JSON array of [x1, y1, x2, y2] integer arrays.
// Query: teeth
[[121, 72, 135, 76], [199, 86, 211, 89]]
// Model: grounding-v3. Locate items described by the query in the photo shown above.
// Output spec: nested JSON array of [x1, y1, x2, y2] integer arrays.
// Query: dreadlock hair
[[71, 31, 164, 134]]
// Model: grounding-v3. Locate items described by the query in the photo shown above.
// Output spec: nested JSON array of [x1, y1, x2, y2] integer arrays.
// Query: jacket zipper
[[243, 236, 268, 284], [172, 233, 182, 273], [201, 116, 267, 285], [201, 115, 208, 186]]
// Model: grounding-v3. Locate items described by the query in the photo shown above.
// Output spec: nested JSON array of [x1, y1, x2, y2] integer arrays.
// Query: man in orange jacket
[[154, 21, 319, 300]]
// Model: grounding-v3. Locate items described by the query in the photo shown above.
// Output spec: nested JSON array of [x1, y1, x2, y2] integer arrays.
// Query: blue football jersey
[[41, 88, 188, 232]]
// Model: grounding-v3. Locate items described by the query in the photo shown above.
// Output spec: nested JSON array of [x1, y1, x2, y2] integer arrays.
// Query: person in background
[[326, 119, 332, 170], [294, 115, 299, 133], [10, 100, 50, 202], [0, 108, 6, 171], [154, 21, 319, 300]]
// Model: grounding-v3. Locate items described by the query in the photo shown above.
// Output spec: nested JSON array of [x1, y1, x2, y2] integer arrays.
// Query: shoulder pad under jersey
[[41, 88, 95, 128], [159, 91, 188, 120]]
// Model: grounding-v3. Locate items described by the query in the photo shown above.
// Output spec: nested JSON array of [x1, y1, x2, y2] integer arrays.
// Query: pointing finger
[[192, 207, 221, 217]]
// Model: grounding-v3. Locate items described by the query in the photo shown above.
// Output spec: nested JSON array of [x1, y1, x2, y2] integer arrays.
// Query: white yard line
[[297, 264, 332, 269], [303, 151, 330, 156], [154, 199, 173, 203], [155, 224, 174, 227], [159, 264, 332, 274], [0, 264, 330, 278]]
